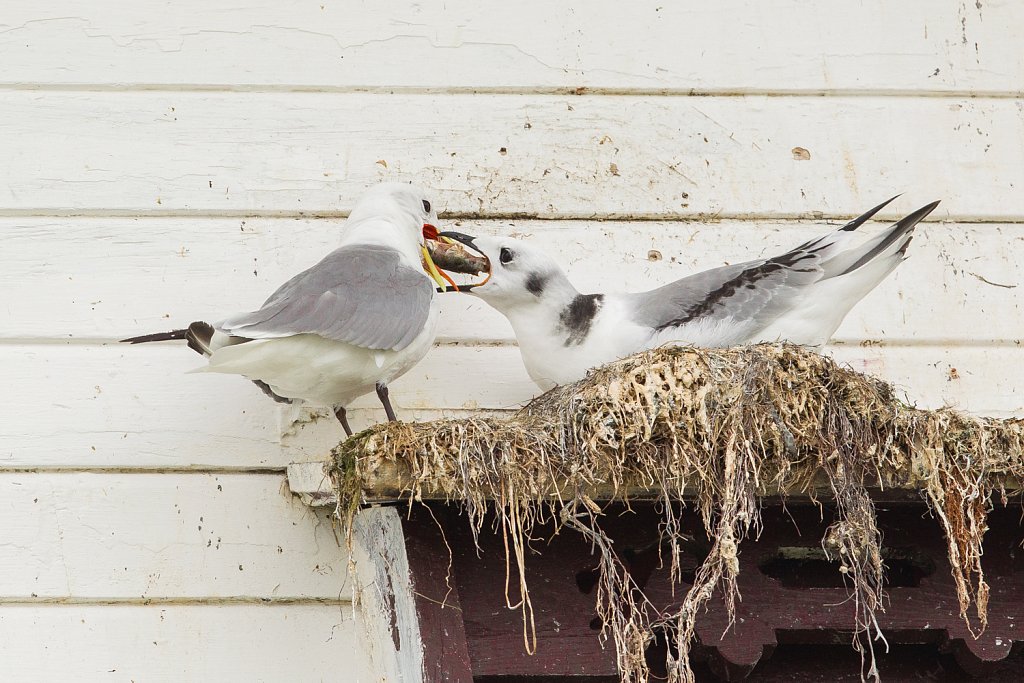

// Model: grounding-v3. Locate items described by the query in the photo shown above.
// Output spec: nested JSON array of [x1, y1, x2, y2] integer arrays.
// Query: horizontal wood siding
[[1, 1, 1018, 93], [2, 0, 1019, 678], [0, 604, 371, 681], [0, 93, 1020, 218]]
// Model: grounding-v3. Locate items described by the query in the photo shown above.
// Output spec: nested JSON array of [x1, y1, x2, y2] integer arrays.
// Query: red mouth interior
[[422, 223, 439, 240]]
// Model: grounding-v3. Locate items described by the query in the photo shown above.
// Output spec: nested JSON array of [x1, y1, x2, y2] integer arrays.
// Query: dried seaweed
[[331, 344, 1024, 682]]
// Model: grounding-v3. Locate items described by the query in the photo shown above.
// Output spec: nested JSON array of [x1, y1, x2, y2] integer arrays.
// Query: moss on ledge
[[331, 344, 1024, 682]]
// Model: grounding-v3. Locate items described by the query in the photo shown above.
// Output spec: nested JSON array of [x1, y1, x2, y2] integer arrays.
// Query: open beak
[[437, 231, 491, 291], [421, 223, 460, 291], [438, 231, 477, 250]]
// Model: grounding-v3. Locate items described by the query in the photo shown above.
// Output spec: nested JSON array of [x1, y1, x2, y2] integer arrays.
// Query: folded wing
[[219, 245, 434, 352], [630, 198, 937, 346]]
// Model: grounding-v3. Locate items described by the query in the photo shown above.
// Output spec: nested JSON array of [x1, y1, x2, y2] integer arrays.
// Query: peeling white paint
[[2, 1, 1020, 679]]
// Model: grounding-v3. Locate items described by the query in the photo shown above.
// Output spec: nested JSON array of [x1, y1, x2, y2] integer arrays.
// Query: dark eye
[[499, 247, 514, 265], [421, 199, 431, 213]]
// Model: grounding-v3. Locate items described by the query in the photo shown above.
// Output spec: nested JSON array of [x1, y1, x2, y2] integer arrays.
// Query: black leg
[[333, 406, 353, 437], [376, 383, 398, 422]]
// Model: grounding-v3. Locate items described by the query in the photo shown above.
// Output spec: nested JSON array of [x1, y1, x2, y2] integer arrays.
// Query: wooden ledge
[[286, 459, 1002, 508]]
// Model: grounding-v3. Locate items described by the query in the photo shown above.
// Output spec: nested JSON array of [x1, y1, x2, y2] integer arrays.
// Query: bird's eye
[[421, 199, 431, 213], [499, 247, 514, 265]]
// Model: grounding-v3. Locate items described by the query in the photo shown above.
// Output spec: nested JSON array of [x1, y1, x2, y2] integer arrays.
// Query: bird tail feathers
[[121, 321, 217, 358], [184, 321, 216, 356], [825, 201, 940, 277], [120, 329, 189, 344]]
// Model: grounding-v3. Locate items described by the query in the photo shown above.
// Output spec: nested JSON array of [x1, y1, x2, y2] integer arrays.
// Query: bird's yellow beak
[[422, 244, 448, 289], [421, 224, 459, 291]]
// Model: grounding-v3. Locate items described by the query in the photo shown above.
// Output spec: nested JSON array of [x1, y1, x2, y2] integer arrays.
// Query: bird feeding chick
[[122, 183, 462, 436], [426, 240, 490, 280], [440, 197, 939, 390]]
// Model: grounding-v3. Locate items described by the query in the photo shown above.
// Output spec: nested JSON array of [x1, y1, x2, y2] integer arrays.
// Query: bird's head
[[347, 182, 441, 246], [346, 182, 459, 289], [437, 233, 576, 312]]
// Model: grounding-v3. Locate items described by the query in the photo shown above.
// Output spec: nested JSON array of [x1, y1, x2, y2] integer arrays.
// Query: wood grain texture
[[5, 342, 1022, 471], [4, 216, 1020, 344], [0, 343, 532, 468], [4, 2, 1017, 679], [403, 508, 474, 683], [1, 92, 1020, 217], [1, 0, 1018, 94], [0, 473, 348, 599], [0, 604, 373, 682], [350, 506, 424, 683]]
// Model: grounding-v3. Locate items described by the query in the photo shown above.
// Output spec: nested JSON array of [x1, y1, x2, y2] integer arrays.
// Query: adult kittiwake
[[123, 183, 455, 435]]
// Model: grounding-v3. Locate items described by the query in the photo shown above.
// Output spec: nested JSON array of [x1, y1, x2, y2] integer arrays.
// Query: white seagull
[[123, 183, 454, 435], [441, 197, 939, 390]]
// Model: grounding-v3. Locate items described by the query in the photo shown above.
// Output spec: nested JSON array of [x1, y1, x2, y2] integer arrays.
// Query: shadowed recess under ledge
[[288, 344, 1024, 682]]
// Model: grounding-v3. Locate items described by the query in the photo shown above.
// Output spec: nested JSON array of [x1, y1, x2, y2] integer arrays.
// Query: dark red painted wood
[[403, 507, 475, 683], [400, 502, 1024, 680]]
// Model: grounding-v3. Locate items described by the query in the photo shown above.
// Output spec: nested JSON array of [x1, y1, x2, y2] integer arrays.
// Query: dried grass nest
[[330, 344, 1024, 682]]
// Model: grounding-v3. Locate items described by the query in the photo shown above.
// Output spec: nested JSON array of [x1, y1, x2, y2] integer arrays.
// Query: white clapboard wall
[[1, 1, 1021, 680]]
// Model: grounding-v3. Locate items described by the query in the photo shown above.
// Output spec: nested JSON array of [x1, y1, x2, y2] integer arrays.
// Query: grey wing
[[630, 246, 828, 340], [218, 245, 434, 351]]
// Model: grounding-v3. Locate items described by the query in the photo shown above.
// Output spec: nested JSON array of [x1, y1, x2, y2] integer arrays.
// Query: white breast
[[509, 296, 651, 389]]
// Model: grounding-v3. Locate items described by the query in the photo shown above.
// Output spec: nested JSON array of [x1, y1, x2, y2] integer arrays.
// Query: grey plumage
[[219, 244, 434, 352], [439, 196, 941, 390], [120, 182, 446, 437], [628, 198, 938, 338]]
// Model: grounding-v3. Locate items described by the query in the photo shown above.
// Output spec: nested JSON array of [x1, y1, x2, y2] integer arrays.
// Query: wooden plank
[[0, 603, 371, 681], [350, 506, 424, 682], [1, 92, 1020, 218], [403, 508, 475, 682], [828, 344, 1024, 418], [4, 342, 1022, 470], [296, 468, 1004, 508], [4, 216, 1020, 344], [0, 343, 530, 469], [0, 472, 348, 599], [0, 1, 1018, 93]]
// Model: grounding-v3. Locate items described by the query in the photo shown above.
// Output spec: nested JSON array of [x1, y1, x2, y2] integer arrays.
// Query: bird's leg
[[333, 406, 353, 437], [375, 383, 398, 422]]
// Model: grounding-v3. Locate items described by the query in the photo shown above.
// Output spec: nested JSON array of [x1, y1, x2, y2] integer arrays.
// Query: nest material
[[331, 344, 1024, 682]]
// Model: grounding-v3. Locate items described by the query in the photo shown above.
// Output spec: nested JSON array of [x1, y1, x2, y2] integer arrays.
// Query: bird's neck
[[340, 217, 423, 271], [501, 273, 579, 330]]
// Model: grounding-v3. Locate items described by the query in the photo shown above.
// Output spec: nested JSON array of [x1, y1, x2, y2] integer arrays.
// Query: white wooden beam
[[1, 1, 1018, 94], [0, 473, 347, 599], [0, 604, 371, 681], [0, 93, 1019, 218], [286, 461, 336, 508], [350, 506, 424, 683]]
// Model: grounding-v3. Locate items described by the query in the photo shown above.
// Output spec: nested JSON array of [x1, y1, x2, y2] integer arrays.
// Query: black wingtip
[[120, 329, 189, 344], [893, 200, 940, 231], [892, 201, 940, 257], [120, 321, 218, 359], [840, 194, 902, 232], [185, 321, 216, 356], [840, 200, 940, 274]]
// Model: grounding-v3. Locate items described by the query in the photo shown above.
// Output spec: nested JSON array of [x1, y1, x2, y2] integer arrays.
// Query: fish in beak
[[420, 223, 460, 291], [434, 231, 491, 291]]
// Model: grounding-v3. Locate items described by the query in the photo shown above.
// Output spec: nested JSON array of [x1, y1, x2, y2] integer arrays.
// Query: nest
[[331, 344, 1024, 682]]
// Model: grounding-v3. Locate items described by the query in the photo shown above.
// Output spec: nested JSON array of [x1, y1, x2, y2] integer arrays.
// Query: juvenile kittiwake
[[122, 183, 454, 435], [441, 197, 939, 390]]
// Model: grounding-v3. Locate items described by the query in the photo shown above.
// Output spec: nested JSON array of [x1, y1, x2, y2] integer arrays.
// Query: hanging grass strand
[[332, 344, 1024, 682]]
